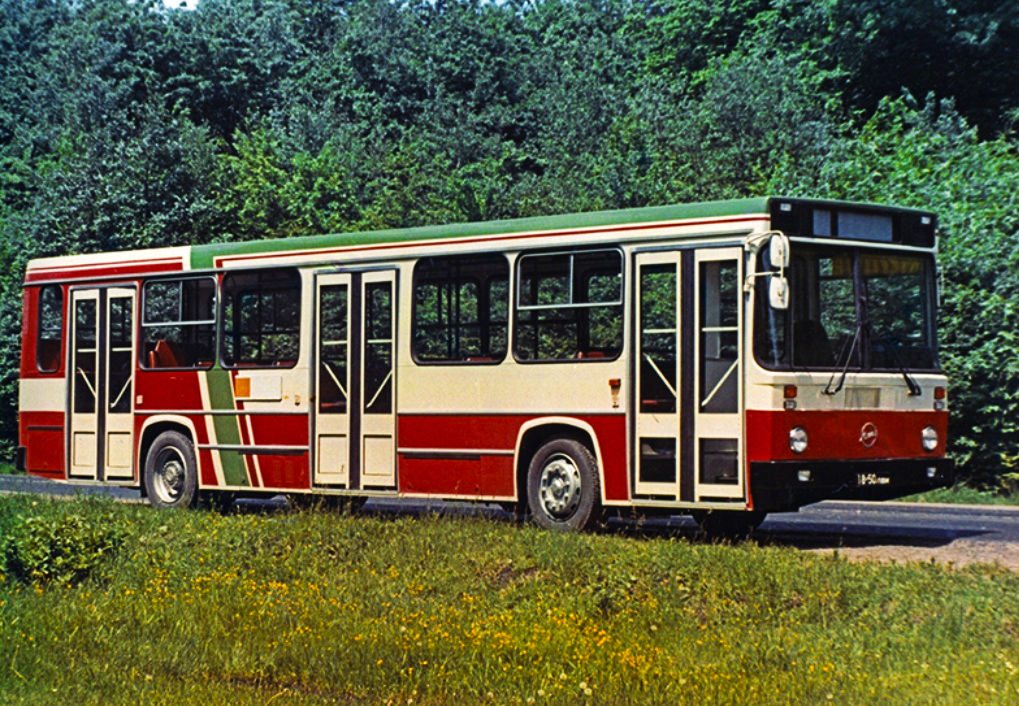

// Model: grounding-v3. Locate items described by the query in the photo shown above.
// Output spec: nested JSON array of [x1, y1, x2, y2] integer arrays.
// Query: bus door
[[68, 287, 136, 481], [693, 248, 744, 501], [634, 252, 682, 498], [634, 249, 745, 502], [312, 270, 398, 490]]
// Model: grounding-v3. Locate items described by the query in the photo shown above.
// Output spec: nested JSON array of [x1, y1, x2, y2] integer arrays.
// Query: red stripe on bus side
[[397, 414, 629, 502], [25, 259, 184, 283]]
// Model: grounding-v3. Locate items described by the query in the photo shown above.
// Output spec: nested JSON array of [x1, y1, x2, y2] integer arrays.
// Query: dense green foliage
[[1, 506, 123, 585], [2, 496, 1019, 703], [2, 0, 1019, 481]]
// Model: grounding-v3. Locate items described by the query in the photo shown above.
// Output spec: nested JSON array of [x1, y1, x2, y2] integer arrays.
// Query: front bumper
[[750, 457, 954, 512]]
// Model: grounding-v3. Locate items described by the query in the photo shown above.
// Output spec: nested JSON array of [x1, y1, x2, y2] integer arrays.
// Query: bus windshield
[[754, 245, 939, 372]]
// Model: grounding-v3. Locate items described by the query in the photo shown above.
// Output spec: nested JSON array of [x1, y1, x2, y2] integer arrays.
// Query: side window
[[514, 249, 623, 362], [413, 254, 509, 363], [37, 285, 64, 373], [221, 269, 301, 368], [142, 278, 216, 369]]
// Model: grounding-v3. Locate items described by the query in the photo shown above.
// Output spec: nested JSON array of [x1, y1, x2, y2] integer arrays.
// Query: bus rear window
[[36, 285, 63, 373]]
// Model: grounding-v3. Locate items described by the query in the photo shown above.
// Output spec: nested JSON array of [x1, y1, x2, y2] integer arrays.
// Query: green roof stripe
[[189, 197, 773, 270]]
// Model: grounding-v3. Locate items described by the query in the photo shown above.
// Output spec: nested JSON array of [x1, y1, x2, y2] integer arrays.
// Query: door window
[[73, 299, 98, 415], [364, 281, 393, 415], [699, 260, 739, 414]]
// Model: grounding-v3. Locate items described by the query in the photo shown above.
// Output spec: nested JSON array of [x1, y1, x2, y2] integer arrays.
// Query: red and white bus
[[16, 197, 953, 532]]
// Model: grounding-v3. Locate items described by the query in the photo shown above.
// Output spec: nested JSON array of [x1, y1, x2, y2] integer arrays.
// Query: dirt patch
[[805, 539, 1019, 571]]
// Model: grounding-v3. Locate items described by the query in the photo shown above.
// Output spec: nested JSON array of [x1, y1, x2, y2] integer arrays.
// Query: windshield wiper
[[878, 334, 922, 397], [823, 323, 862, 396]]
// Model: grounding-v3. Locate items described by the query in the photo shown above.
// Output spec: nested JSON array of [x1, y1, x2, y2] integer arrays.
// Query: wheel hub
[[155, 453, 185, 501], [539, 454, 581, 518]]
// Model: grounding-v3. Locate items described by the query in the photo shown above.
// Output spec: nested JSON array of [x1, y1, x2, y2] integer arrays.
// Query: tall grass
[[1, 495, 1018, 704]]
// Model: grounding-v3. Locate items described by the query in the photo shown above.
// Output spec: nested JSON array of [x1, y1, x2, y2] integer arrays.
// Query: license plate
[[857, 473, 891, 486]]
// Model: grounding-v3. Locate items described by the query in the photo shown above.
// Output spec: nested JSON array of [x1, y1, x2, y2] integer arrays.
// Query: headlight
[[922, 426, 939, 452], [789, 426, 809, 454]]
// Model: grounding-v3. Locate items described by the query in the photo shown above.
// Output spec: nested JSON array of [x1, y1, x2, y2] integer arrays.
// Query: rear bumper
[[750, 457, 954, 512]]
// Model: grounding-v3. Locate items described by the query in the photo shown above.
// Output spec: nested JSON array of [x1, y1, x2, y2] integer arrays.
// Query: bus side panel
[[397, 414, 517, 497], [20, 288, 38, 378], [20, 410, 65, 478], [745, 409, 949, 462], [398, 454, 515, 497], [246, 414, 309, 489], [396, 414, 628, 501], [135, 370, 205, 411], [586, 415, 628, 502]]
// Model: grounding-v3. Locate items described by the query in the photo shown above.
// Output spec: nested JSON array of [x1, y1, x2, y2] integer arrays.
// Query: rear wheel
[[144, 431, 198, 510], [527, 438, 601, 532]]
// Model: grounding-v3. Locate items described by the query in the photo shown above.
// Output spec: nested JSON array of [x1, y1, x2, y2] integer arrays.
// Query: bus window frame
[[411, 252, 510, 366], [140, 275, 217, 371], [219, 268, 302, 370], [36, 284, 64, 374], [513, 247, 625, 364], [752, 245, 941, 373]]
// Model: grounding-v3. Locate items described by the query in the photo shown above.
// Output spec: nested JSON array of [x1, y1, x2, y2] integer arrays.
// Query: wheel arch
[[514, 417, 606, 506], [136, 416, 200, 496]]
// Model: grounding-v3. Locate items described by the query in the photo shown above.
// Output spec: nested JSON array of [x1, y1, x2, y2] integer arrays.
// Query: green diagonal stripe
[[205, 368, 250, 487]]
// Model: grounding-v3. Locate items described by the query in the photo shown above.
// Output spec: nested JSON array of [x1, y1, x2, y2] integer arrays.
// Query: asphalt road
[[3, 473, 1019, 559]]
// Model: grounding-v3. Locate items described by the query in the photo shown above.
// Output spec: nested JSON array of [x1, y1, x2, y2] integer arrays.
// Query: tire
[[692, 509, 766, 541], [526, 438, 601, 532], [144, 431, 199, 510]]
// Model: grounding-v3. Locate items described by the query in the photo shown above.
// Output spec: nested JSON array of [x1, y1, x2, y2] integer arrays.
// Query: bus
[[16, 197, 953, 534]]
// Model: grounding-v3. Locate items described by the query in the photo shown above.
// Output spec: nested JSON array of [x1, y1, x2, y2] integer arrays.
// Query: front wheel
[[527, 438, 601, 532], [144, 431, 199, 510]]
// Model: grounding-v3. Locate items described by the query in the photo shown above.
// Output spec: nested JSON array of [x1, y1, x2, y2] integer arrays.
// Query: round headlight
[[922, 426, 939, 452], [789, 426, 809, 455]]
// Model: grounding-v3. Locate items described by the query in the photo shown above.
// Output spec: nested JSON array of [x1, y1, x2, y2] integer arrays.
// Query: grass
[[1, 496, 1019, 704], [906, 484, 1019, 506]]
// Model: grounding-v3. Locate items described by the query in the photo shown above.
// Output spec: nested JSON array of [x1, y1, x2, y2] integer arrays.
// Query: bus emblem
[[860, 422, 878, 448]]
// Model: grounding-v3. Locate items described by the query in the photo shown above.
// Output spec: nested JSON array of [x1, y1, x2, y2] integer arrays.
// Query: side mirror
[[769, 276, 789, 310], [769, 233, 790, 269]]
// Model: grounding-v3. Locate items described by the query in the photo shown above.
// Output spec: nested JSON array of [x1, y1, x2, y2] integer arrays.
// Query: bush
[[2, 511, 124, 586]]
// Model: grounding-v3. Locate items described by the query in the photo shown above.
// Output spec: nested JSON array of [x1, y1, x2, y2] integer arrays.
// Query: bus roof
[[186, 196, 775, 270], [24, 196, 937, 283]]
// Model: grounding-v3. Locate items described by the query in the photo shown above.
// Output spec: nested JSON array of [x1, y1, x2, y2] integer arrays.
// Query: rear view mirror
[[769, 233, 790, 269], [769, 276, 789, 310]]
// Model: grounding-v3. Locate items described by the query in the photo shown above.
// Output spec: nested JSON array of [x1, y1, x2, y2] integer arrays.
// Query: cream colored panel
[[105, 432, 132, 471], [73, 432, 97, 467], [234, 375, 283, 401], [19, 378, 68, 412], [317, 435, 349, 484], [362, 435, 394, 481]]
